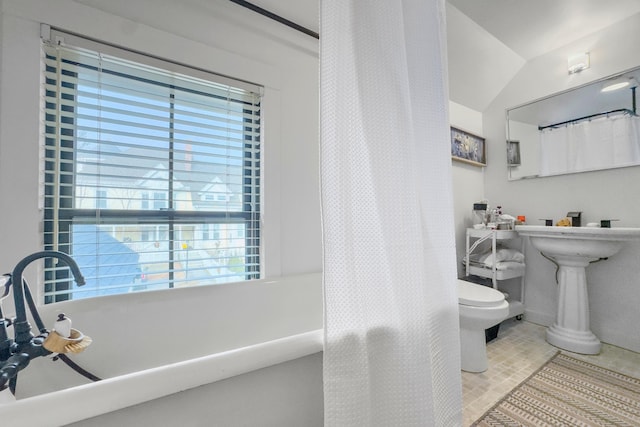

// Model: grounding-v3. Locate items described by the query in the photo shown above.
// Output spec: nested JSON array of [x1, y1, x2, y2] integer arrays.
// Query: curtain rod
[[229, 0, 319, 39], [538, 108, 636, 130], [540, 87, 638, 130]]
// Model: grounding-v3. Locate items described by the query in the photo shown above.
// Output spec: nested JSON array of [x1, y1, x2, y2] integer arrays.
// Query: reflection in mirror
[[506, 67, 640, 180]]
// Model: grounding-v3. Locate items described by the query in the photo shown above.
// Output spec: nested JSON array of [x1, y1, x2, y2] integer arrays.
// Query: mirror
[[506, 67, 640, 180]]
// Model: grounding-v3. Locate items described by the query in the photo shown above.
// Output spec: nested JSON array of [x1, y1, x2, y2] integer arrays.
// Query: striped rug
[[472, 352, 640, 426]]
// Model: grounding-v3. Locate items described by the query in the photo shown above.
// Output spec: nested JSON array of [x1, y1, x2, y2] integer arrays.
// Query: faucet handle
[[567, 211, 582, 227]]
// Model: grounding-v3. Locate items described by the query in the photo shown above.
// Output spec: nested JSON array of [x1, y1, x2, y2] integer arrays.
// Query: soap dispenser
[[472, 202, 488, 226]]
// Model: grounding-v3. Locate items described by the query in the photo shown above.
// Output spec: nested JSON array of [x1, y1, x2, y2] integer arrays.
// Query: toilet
[[457, 279, 509, 373]]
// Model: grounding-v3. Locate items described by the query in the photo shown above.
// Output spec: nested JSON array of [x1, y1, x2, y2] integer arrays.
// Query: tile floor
[[462, 319, 640, 426]]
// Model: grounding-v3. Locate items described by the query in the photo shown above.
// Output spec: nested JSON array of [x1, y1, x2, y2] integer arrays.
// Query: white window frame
[[41, 28, 264, 302]]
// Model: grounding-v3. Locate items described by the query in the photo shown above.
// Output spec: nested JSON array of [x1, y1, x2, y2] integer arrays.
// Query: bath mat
[[471, 352, 640, 426]]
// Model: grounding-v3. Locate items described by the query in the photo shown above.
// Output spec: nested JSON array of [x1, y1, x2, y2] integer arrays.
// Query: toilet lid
[[457, 279, 505, 307]]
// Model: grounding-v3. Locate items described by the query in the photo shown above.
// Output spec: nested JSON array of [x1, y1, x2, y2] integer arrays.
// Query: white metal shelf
[[466, 228, 519, 240], [467, 264, 525, 281], [465, 228, 525, 319]]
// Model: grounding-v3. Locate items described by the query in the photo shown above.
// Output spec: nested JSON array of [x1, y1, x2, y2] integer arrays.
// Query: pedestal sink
[[515, 225, 640, 354]]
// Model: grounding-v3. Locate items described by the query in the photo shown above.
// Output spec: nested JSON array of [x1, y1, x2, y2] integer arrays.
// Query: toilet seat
[[457, 279, 505, 307]]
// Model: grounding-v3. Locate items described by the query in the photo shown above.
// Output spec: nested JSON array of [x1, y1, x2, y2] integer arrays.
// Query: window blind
[[42, 30, 262, 302]]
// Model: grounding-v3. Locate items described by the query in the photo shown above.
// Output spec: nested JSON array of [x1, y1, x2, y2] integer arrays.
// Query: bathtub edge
[[0, 329, 324, 426]]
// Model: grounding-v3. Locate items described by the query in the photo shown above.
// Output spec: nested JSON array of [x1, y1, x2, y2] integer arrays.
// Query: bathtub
[[1, 272, 324, 426]]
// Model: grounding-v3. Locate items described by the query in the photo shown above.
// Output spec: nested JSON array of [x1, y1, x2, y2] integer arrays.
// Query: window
[[95, 190, 107, 209], [42, 29, 262, 302], [153, 192, 167, 210], [141, 192, 149, 210]]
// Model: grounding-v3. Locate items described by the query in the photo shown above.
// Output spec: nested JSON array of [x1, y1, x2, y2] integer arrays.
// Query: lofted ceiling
[[75, 0, 640, 111], [249, 0, 640, 112]]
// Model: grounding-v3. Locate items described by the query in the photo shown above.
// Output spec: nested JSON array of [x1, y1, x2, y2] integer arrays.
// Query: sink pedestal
[[546, 257, 600, 354], [516, 225, 640, 355]]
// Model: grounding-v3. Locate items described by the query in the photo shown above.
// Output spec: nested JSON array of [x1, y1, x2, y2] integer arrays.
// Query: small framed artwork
[[506, 140, 521, 166], [450, 127, 486, 166]]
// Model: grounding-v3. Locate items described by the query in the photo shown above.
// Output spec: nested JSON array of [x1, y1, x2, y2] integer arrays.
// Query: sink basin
[[516, 225, 640, 261], [515, 225, 640, 354], [515, 225, 640, 240]]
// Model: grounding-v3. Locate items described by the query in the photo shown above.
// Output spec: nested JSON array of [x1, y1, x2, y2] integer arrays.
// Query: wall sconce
[[567, 52, 590, 74]]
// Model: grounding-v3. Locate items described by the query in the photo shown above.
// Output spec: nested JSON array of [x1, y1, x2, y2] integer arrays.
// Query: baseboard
[[523, 309, 554, 327], [596, 328, 640, 353]]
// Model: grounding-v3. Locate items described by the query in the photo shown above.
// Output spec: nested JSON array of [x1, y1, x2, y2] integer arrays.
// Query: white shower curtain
[[320, 0, 462, 425], [539, 114, 640, 176]]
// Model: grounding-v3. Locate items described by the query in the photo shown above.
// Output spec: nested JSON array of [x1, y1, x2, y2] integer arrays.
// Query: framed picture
[[450, 127, 486, 166], [506, 140, 521, 166]]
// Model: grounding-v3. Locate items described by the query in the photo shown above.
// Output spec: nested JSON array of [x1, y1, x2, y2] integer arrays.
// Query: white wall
[[450, 101, 485, 277], [482, 12, 640, 352], [0, 0, 321, 285]]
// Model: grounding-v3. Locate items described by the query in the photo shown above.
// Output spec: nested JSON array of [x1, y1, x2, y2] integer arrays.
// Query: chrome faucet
[[0, 251, 85, 392]]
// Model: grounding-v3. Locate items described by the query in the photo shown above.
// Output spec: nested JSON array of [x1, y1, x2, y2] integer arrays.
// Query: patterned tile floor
[[462, 319, 640, 426]]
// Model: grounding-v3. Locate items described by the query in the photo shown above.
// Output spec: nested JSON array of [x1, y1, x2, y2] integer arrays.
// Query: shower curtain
[[320, 0, 462, 425], [539, 114, 640, 176]]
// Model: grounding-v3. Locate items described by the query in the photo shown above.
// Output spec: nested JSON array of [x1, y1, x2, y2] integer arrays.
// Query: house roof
[[71, 224, 140, 297]]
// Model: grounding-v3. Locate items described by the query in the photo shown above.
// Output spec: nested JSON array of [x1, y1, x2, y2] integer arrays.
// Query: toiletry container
[[472, 202, 487, 226]]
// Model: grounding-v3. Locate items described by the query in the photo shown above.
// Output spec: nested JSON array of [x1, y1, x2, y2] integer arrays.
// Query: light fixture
[[567, 52, 590, 74], [601, 76, 638, 92]]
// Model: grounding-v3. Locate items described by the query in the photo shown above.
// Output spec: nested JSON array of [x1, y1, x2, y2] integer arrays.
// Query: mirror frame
[[506, 66, 640, 180]]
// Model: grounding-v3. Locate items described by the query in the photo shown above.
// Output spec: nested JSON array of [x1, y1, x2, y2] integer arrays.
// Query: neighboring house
[[70, 144, 248, 289]]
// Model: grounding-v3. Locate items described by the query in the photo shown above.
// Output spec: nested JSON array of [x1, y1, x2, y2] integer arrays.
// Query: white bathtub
[[1, 272, 324, 426]]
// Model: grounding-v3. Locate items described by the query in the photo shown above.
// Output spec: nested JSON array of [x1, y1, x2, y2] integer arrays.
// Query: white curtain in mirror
[[540, 115, 640, 176], [320, 0, 462, 425]]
